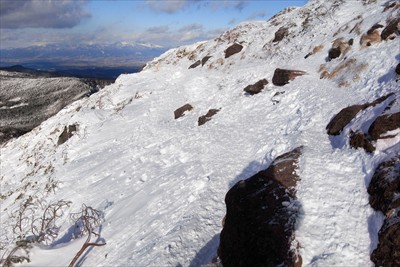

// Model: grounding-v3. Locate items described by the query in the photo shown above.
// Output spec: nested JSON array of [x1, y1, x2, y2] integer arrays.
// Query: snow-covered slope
[[1, 0, 399, 266]]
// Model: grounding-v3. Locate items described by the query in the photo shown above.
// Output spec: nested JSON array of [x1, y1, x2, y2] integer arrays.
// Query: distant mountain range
[[0, 42, 167, 70]]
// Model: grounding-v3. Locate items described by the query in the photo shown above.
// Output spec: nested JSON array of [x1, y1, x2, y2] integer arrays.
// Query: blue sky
[[0, 0, 307, 49]]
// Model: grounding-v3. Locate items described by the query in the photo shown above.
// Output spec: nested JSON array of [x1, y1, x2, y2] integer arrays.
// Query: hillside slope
[[1, 0, 399, 266]]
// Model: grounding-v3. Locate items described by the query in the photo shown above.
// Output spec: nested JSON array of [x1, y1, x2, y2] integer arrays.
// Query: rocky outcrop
[[225, 43, 243, 58], [326, 104, 367, 136], [273, 27, 289, 43], [381, 18, 400, 40], [243, 79, 268, 95], [57, 124, 78, 146], [272, 68, 306, 86], [368, 156, 400, 266], [198, 109, 220, 126], [174, 104, 193, 119], [218, 147, 302, 267], [326, 93, 393, 136], [368, 112, 400, 140]]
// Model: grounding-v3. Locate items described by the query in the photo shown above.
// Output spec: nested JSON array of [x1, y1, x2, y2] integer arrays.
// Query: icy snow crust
[[1, 0, 399, 266]]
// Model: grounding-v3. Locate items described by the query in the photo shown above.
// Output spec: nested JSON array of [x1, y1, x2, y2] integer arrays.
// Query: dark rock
[[202, 56, 212, 66], [273, 27, 289, 43], [189, 60, 201, 69], [198, 109, 220, 126], [326, 93, 394, 136], [371, 210, 400, 267], [367, 23, 384, 35], [225, 43, 243, 58], [349, 131, 375, 153], [218, 147, 302, 267], [272, 68, 306, 86], [368, 155, 400, 267], [396, 63, 400, 75], [348, 38, 354, 46], [174, 104, 193, 119], [57, 124, 78, 146], [381, 18, 400, 40], [328, 47, 341, 60], [368, 155, 400, 212], [326, 105, 367, 135], [243, 79, 268, 95], [368, 112, 400, 140]]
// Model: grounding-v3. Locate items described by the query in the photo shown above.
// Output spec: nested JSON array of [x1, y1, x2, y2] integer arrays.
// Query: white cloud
[[0, 0, 90, 29]]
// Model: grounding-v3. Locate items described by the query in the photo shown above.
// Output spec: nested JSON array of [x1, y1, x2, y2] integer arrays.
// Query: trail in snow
[[1, 0, 399, 266]]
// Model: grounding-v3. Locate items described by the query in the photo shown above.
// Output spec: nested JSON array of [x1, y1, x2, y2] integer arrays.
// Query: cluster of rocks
[[368, 156, 400, 266], [326, 92, 400, 266]]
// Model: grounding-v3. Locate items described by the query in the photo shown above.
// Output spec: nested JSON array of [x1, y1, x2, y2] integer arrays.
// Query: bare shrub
[[68, 205, 106, 267]]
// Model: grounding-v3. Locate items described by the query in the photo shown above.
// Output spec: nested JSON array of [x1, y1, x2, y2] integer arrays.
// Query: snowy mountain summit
[[1, 0, 399, 266]]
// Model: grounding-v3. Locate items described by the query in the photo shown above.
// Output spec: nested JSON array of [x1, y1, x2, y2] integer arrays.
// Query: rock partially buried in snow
[[57, 124, 78, 146], [273, 27, 289, 43], [368, 155, 400, 266], [224, 43, 243, 58], [243, 79, 268, 95], [218, 147, 302, 267], [326, 93, 394, 136], [198, 109, 220, 126], [381, 17, 400, 40], [189, 60, 201, 69], [368, 112, 400, 140], [174, 104, 193, 119], [272, 68, 306, 86], [349, 130, 375, 153]]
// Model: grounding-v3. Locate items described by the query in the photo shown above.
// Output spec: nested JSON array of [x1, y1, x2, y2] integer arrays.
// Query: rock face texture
[[243, 79, 268, 95], [368, 156, 400, 267], [272, 68, 306, 86], [218, 147, 302, 267], [0, 70, 110, 144]]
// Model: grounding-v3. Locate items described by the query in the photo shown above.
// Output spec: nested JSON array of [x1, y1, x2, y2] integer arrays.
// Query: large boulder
[[243, 79, 268, 95], [218, 147, 302, 267], [368, 156, 400, 266], [225, 43, 243, 58], [272, 68, 306, 86]]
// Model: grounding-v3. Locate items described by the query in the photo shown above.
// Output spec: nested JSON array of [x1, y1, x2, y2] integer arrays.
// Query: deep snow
[[1, 0, 399, 266]]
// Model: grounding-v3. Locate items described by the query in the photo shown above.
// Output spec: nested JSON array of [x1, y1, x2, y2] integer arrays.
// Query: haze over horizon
[[0, 0, 307, 50]]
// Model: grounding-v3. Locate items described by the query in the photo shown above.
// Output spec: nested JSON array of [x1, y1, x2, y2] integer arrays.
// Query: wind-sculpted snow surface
[[1, 0, 399, 266]]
